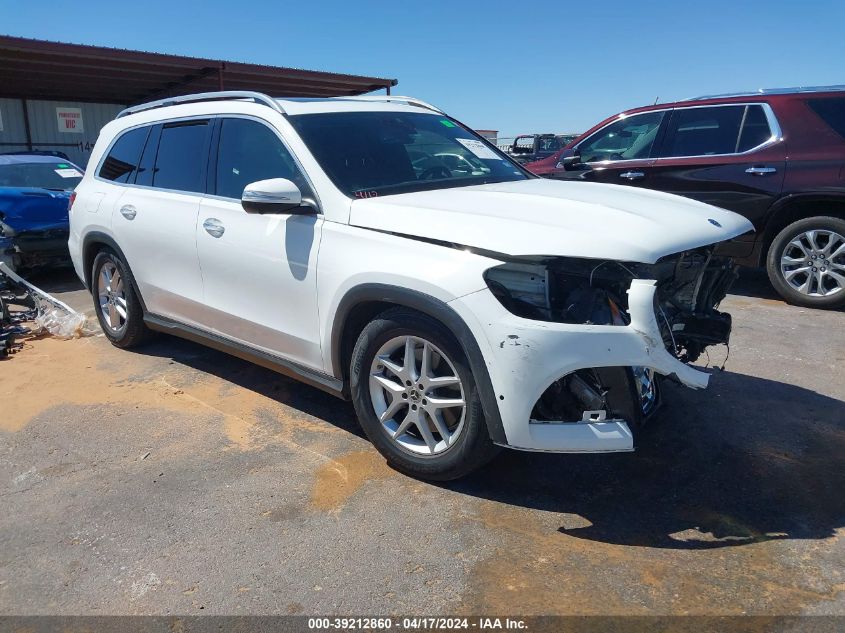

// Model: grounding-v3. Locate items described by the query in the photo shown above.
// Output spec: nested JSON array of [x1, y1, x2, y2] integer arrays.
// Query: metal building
[[0, 36, 397, 167]]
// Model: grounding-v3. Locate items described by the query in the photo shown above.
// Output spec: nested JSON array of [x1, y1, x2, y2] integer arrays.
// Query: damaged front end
[[484, 246, 737, 432], [0, 217, 71, 273]]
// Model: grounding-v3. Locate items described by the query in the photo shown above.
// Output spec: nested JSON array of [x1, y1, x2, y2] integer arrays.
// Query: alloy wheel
[[368, 335, 466, 456], [780, 229, 845, 297], [97, 261, 128, 333]]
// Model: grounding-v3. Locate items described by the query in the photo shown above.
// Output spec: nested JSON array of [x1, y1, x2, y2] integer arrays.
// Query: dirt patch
[[458, 501, 845, 615], [0, 335, 342, 457], [0, 336, 177, 433], [310, 449, 394, 512]]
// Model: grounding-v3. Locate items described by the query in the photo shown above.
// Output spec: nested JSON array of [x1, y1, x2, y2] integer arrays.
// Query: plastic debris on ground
[[0, 262, 94, 357]]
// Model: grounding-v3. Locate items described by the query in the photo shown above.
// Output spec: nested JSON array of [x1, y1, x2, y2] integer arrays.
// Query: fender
[[331, 283, 506, 444], [767, 191, 845, 219], [80, 231, 148, 313], [756, 191, 845, 264]]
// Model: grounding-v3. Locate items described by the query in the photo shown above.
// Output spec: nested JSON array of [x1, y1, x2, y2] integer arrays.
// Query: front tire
[[767, 216, 845, 309], [91, 249, 152, 348], [350, 307, 499, 481]]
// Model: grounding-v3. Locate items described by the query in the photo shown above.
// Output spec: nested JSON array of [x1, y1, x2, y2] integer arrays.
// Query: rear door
[[554, 110, 667, 187], [110, 118, 211, 325], [647, 104, 786, 255]]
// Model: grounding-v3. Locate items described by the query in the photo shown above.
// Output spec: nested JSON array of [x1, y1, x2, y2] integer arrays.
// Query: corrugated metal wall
[[0, 98, 122, 168], [0, 98, 29, 155]]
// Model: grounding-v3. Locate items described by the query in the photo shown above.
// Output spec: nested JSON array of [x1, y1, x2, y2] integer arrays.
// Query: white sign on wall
[[56, 107, 84, 134]]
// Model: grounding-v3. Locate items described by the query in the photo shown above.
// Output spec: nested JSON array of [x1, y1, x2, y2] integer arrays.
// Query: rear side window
[[661, 105, 773, 157], [662, 106, 744, 157], [214, 118, 310, 199], [807, 98, 845, 139], [737, 105, 773, 152], [151, 120, 210, 193], [99, 126, 150, 183]]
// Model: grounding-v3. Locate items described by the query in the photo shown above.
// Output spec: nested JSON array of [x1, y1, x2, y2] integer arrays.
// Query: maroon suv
[[527, 86, 845, 308]]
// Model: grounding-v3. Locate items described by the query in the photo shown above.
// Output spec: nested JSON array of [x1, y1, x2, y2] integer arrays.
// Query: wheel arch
[[760, 194, 845, 265], [331, 283, 506, 444], [81, 231, 147, 312]]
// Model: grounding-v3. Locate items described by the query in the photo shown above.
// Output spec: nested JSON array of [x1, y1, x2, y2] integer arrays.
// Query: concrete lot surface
[[0, 270, 843, 615]]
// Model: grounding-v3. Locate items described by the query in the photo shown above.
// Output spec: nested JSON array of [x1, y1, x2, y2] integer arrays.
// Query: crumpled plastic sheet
[[33, 305, 91, 339]]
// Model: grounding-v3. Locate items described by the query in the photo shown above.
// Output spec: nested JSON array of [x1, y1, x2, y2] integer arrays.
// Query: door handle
[[202, 218, 225, 238], [619, 171, 645, 180], [119, 204, 137, 220], [746, 166, 777, 175]]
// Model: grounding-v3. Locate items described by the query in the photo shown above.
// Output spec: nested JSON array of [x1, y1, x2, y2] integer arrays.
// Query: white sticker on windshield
[[456, 138, 502, 160], [55, 168, 82, 178]]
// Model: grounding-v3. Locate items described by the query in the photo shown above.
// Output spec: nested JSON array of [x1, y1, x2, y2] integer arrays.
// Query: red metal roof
[[0, 35, 397, 104]]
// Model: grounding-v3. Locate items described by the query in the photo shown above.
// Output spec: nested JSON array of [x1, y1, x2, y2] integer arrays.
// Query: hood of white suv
[[349, 178, 753, 263]]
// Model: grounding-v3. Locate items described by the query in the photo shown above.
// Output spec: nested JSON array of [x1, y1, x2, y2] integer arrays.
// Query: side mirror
[[556, 148, 582, 170], [242, 178, 313, 215]]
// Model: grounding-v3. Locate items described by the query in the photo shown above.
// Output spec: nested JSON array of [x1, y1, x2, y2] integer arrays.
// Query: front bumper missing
[[451, 279, 712, 453], [0, 227, 71, 273]]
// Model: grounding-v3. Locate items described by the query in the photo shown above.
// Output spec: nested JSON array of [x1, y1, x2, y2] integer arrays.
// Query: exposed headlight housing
[[484, 261, 552, 320], [484, 249, 739, 363], [484, 257, 634, 325]]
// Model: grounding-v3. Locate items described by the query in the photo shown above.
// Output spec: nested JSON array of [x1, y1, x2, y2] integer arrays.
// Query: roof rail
[[117, 91, 283, 118], [683, 85, 845, 101], [330, 95, 444, 113]]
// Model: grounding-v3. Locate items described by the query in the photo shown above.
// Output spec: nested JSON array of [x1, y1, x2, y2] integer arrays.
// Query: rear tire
[[766, 216, 845, 309], [350, 307, 500, 481], [91, 249, 152, 348]]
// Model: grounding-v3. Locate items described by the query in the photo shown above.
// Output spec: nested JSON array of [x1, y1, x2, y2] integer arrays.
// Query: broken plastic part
[[0, 262, 94, 340], [581, 410, 607, 422]]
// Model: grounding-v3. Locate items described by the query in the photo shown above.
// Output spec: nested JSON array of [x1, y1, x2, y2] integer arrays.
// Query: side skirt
[[143, 314, 346, 399]]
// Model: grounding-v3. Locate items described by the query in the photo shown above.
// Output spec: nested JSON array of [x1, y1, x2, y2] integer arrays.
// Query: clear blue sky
[[2, 0, 842, 137]]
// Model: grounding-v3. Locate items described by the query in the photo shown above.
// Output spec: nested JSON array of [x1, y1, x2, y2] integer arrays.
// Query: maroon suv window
[[807, 98, 845, 139], [660, 105, 772, 157]]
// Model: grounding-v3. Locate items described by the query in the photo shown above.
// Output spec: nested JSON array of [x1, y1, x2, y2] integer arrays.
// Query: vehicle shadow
[[131, 335, 364, 439], [135, 330, 845, 551], [17, 268, 85, 293], [31, 269, 843, 550], [730, 267, 783, 301], [729, 267, 845, 313], [447, 370, 845, 550]]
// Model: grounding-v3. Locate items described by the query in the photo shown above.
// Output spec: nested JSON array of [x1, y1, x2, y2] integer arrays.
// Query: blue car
[[0, 154, 83, 272]]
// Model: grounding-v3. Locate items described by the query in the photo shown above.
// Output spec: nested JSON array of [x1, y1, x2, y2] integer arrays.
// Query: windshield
[[288, 111, 529, 197], [0, 160, 83, 190]]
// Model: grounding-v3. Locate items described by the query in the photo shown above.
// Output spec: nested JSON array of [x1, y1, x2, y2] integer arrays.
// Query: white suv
[[69, 91, 753, 480]]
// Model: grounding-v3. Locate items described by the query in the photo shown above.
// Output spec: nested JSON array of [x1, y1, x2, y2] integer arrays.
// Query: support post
[[21, 99, 33, 151]]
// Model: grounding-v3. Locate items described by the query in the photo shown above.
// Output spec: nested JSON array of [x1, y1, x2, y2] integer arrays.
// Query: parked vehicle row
[[498, 134, 578, 164], [69, 92, 751, 479], [526, 86, 845, 308]]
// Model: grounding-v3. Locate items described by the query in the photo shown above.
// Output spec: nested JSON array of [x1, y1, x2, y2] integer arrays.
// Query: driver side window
[[215, 118, 311, 200], [578, 111, 665, 163]]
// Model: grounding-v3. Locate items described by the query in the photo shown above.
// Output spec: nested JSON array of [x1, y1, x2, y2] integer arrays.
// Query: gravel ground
[[0, 268, 842, 616]]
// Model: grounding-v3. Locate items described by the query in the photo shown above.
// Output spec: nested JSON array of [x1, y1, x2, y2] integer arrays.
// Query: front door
[[196, 116, 323, 370]]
